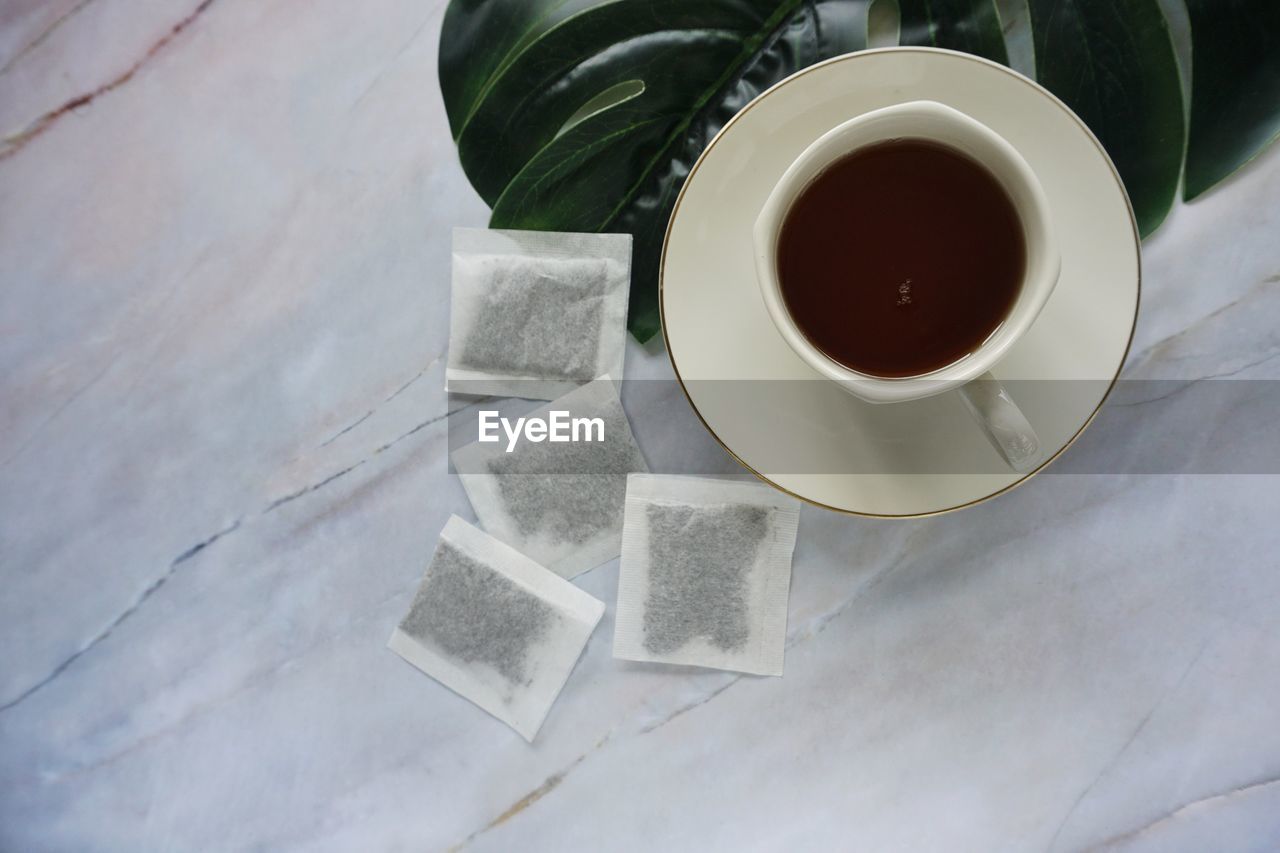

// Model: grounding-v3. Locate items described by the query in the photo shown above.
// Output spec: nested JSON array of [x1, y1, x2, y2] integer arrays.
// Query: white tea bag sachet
[[613, 474, 801, 676], [447, 227, 632, 400], [451, 378, 647, 579], [388, 515, 605, 741]]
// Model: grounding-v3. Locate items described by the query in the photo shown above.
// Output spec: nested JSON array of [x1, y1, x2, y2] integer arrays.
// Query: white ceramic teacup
[[753, 100, 1061, 472]]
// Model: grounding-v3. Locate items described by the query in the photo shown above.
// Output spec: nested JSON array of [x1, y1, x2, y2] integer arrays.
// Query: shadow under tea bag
[[447, 227, 632, 400], [388, 515, 605, 741], [613, 474, 801, 676], [451, 378, 647, 579]]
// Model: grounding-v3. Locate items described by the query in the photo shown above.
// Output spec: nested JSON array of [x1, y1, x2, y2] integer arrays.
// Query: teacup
[[752, 100, 1061, 472]]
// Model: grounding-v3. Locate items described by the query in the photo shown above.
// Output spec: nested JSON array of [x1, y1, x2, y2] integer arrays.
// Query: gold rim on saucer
[[658, 47, 1141, 519]]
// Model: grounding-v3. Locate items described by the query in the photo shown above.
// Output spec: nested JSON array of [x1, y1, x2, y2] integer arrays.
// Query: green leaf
[[442, 1, 1276, 341], [440, 0, 869, 342], [897, 0, 1008, 64], [1026, 0, 1184, 236], [1183, 0, 1280, 200]]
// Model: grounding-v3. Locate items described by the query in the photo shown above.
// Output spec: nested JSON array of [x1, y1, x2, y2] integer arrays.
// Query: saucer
[[659, 48, 1140, 517]]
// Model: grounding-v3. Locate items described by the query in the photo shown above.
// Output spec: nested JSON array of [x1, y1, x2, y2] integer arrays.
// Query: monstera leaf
[[439, 0, 874, 341], [439, 0, 1280, 342], [897, 0, 1007, 63], [1183, 0, 1280, 200]]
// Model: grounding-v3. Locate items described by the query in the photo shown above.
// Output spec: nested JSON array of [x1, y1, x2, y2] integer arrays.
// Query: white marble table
[[3, 2, 1279, 850]]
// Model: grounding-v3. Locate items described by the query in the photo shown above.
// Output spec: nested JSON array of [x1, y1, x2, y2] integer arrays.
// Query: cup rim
[[753, 99, 1061, 404]]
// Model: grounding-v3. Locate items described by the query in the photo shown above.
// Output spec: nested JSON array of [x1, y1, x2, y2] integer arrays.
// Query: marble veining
[[2, 1, 1279, 850]]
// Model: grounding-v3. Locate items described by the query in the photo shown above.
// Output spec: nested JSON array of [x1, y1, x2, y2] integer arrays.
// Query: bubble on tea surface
[[896, 278, 913, 306], [641, 503, 770, 654]]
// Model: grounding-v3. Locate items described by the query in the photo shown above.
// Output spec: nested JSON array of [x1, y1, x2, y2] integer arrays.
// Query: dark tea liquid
[[776, 139, 1025, 378]]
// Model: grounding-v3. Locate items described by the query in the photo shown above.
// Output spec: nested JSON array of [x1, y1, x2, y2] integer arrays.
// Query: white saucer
[[659, 48, 1140, 517]]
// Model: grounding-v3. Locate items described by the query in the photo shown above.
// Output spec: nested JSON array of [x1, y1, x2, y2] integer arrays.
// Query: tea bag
[[388, 515, 605, 741], [451, 378, 647, 579], [613, 474, 801, 676], [447, 227, 632, 400]]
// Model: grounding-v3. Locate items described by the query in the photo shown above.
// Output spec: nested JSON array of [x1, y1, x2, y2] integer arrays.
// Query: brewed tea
[[776, 140, 1025, 377]]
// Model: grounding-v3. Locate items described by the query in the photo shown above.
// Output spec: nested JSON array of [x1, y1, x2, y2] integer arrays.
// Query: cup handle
[[956, 372, 1040, 473]]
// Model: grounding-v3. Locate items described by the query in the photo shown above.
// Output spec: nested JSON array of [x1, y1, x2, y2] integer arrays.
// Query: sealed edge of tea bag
[[387, 515, 605, 741], [450, 377, 647, 579], [612, 474, 801, 676], [446, 227, 632, 401]]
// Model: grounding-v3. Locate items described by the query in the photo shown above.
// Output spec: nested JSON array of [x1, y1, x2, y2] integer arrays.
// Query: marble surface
[[2, 2, 1279, 850]]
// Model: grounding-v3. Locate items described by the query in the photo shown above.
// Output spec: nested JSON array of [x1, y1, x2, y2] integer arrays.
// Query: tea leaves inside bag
[[456, 255, 609, 380], [453, 379, 648, 578], [642, 503, 768, 655], [400, 540, 559, 686], [447, 228, 631, 400], [613, 475, 801, 676], [387, 516, 605, 741], [483, 392, 643, 547]]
